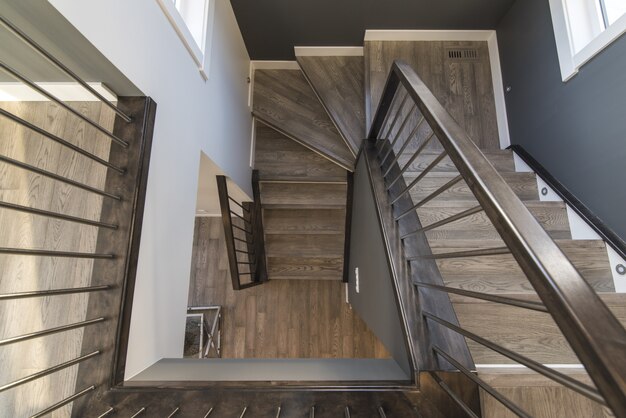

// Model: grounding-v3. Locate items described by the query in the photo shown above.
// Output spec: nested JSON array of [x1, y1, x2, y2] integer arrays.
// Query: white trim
[[476, 364, 585, 369], [195, 213, 221, 217], [155, 0, 210, 81], [364, 29, 495, 42], [250, 60, 300, 70], [249, 118, 257, 168], [549, 0, 626, 81], [364, 29, 511, 149], [294, 46, 364, 56], [0, 82, 117, 101]]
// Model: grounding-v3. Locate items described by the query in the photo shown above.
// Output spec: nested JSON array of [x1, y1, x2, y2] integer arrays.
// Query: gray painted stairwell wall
[[497, 0, 626, 241]]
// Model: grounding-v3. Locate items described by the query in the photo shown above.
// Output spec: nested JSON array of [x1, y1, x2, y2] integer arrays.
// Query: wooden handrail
[[368, 60, 626, 416]]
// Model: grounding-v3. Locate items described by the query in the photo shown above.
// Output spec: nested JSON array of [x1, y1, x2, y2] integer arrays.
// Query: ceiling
[[230, 0, 516, 60]]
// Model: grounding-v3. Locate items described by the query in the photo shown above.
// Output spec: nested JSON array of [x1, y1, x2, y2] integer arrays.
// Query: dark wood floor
[[187, 217, 390, 359], [365, 40, 500, 150]]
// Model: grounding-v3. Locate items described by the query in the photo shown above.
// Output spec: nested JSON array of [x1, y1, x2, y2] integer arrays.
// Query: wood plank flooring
[[0, 101, 114, 417], [253, 69, 355, 171], [365, 40, 500, 150], [187, 217, 390, 359], [297, 55, 366, 154]]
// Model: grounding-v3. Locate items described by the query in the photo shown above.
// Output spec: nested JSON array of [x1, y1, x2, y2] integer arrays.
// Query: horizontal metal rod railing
[[425, 312, 606, 405], [0, 16, 133, 123], [433, 346, 531, 418], [30, 385, 95, 418], [429, 371, 479, 418], [232, 223, 252, 235], [386, 132, 436, 189], [0, 350, 100, 393], [276, 406, 282, 418], [390, 149, 447, 204], [381, 116, 425, 177], [239, 406, 248, 417], [379, 90, 409, 142], [369, 60, 626, 415], [0, 61, 129, 147], [167, 407, 180, 417], [0, 200, 118, 229], [0, 108, 125, 173], [402, 205, 483, 239], [130, 407, 146, 417], [394, 174, 462, 221], [204, 407, 214, 417], [0, 154, 122, 200], [0, 285, 110, 300], [380, 104, 417, 164], [97, 407, 115, 418], [412, 246, 510, 260], [230, 210, 251, 224], [0, 247, 114, 259], [415, 282, 548, 312], [378, 406, 387, 418], [0, 317, 105, 346], [229, 196, 250, 212], [344, 406, 351, 418]]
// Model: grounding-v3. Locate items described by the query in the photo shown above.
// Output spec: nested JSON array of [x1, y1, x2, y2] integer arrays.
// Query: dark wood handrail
[[368, 60, 626, 416]]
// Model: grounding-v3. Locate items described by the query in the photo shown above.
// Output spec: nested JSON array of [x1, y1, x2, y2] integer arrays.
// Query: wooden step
[[254, 122, 347, 182], [265, 234, 344, 258], [450, 293, 626, 365], [267, 256, 343, 280], [397, 150, 516, 174], [406, 172, 538, 206], [416, 201, 571, 241], [253, 69, 355, 171], [478, 368, 610, 418], [297, 55, 366, 155], [434, 240, 614, 293], [259, 182, 347, 209], [263, 209, 345, 235]]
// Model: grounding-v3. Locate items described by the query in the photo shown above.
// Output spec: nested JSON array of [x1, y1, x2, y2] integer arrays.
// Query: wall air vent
[[447, 49, 479, 60]]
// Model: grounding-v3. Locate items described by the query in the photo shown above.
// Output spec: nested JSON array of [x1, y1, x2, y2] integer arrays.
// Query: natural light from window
[[549, 0, 626, 81]]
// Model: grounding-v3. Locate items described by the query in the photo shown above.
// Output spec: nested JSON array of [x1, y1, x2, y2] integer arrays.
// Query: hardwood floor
[[187, 217, 390, 359], [252, 69, 355, 170], [365, 40, 500, 150], [0, 101, 115, 417]]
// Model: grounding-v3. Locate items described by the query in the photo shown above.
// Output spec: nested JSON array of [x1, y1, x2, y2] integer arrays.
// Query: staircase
[[249, 47, 626, 417]]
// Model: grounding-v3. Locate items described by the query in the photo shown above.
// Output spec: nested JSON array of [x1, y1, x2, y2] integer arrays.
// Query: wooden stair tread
[[255, 122, 348, 182], [297, 55, 366, 155], [259, 182, 347, 208], [406, 172, 538, 205], [416, 201, 571, 241], [398, 149, 515, 173], [265, 234, 344, 258], [267, 256, 343, 280], [435, 240, 613, 293], [263, 208, 346, 235], [253, 69, 355, 171]]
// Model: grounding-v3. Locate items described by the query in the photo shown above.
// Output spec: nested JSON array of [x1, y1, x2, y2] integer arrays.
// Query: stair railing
[[0, 15, 155, 417], [216, 170, 267, 290], [367, 60, 626, 417]]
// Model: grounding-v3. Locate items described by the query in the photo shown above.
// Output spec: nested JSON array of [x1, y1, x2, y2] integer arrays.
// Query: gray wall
[[497, 0, 626, 241], [347, 156, 411, 379]]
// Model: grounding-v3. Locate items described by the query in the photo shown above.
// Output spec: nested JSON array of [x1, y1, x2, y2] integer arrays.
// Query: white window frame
[[549, 0, 626, 81], [156, 0, 215, 80]]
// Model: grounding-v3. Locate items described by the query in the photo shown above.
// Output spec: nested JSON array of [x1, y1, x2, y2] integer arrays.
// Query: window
[[549, 0, 626, 81], [157, 0, 213, 80]]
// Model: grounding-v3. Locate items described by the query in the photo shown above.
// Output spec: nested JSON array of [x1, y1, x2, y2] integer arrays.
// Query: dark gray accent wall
[[231, 0, 515, 59], [497, 0, 626, 241], [347, 155, 411, 379]]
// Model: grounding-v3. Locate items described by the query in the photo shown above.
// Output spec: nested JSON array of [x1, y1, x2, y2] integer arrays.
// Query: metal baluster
[[394, 175, 463, 221], [390, 150, 448, 205], [386, 131, 436, 189], [377, 90, 410, 147], [0, 201, 118, 229], [0, 16, 133, 122], [310, 405, 315, 418], [29, 385, 96, 418], [381, 115, 425, 177], [429, 372, 479, 418], [0, 351, 100, 392], [203, 407, 214, 417], [0, 317, 105, 346], [0, 285, 110, 300], [401, 205, 482, 240], [130, 407, 146, 417], [0, 61, 129, 147], [409, 246, 510, 260], [239, 406, 248, 417], [378, 406, 387, 418], [97, 407, 115, 418], [379, 104, 417, 165], [0, 247, 114, 259], [229, 196, 251, 212], [0, 108, 125, 173], [0, 154, 121, 200], [344, 406, 351, 418], [275, 405, 282, 418], [167, 407, 180, 417]]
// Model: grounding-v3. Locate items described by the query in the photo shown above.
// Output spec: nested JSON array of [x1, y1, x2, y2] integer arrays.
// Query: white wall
[[48, 0, 253, 379]]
